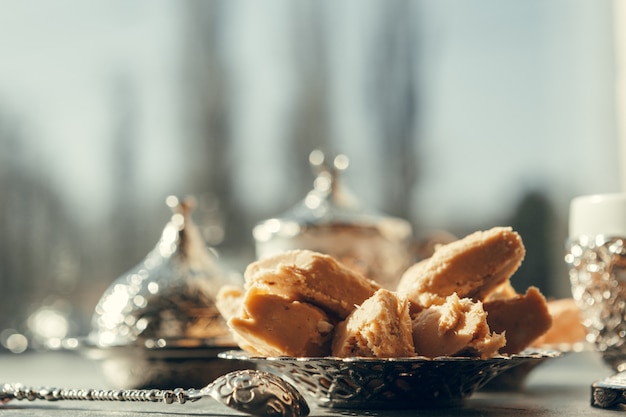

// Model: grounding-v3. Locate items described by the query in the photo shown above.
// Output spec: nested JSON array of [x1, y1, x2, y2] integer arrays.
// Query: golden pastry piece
[[331, 289, 415, 358], [483, 280, 519, 301], [244, 249, 381, 319], [483, 286, 552, 354], [397, 227, 525, 312], [531, 297, 586, 347], [411, 293, 506, 358], [215, 285, 245, 321], [216, 228, 551, 360], [228, 286, 334, 357]]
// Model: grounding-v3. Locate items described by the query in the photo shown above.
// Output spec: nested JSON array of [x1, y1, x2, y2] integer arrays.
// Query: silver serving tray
[[60, 337, 245, 389], [220, 348, 561, 409]]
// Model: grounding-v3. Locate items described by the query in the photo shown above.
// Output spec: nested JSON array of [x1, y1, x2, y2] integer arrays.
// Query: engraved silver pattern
[[566, 235, 626, 370], [591, 371, 626, 408], [0, 369, 309, 417], [90, 196, 239, 348], [84, 196, 244, 389], [220, 349, 560, 409]]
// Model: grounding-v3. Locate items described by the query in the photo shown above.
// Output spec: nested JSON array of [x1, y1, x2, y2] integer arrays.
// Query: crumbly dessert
[[228, 286, 334, 357], [483, 280, 519, 301], [331, 289, 415, 358], [483, 286, 552, 354], [531, 298, 586, 347], [397, 227, 525, 312], [219, 227, 553, 360], [215, 285, 245, 321], [411, 293, 506, 358], [244, 249, 381, 319]]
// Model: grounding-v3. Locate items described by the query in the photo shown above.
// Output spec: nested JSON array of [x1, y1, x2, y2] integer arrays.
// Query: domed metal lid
[[90, 196, 240, 348], [253, 150, 414, 289], [253, 150, 412, 245]]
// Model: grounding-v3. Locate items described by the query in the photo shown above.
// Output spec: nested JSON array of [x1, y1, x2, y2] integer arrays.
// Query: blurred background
[[0, 0, 622, 351]]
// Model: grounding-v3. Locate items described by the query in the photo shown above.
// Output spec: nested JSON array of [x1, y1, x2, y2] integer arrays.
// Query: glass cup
[[566, 193, 626, 371]]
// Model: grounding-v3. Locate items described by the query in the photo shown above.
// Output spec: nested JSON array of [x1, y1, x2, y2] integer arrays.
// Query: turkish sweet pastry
[[411, 293, 506, 358], [483, 280, 518, 301], [531, 297, 586, 347], [215, 285, 245, 321], [227, 286, 334, 357], [219, 226, 558, 360], [396, 227, 525, 313], [243, 249, 381, 319], [483, 286, 552, 354], [331, 289, 415, 358]]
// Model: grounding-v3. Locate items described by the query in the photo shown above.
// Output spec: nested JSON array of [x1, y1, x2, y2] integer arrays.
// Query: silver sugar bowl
[[253, 150, 414, 290], [87, 195, 245, 388], [566, 193, 626, 371]]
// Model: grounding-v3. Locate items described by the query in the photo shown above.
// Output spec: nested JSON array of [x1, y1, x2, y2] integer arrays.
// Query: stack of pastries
[[217, 226, 583, 358]]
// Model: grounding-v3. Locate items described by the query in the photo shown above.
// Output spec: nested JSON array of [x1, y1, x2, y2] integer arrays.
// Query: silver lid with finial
[[253, 150, 414, 289], [90, 195, 240, 348]]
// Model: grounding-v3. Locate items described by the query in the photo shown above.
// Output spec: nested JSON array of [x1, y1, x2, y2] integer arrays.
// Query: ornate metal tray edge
[[219, 349, 561, 409]]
